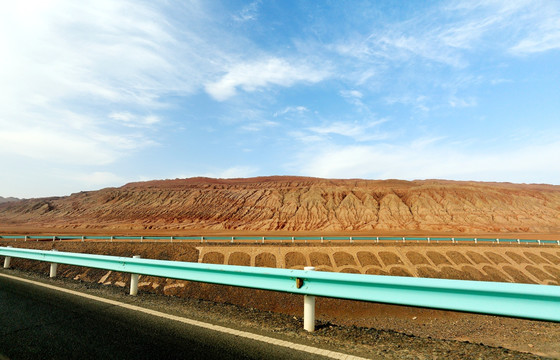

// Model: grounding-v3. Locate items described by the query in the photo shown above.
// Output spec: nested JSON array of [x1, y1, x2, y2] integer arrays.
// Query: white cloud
[[109, 112, 161, 127], [240, 120, 279, 132], [73, 171, 125, 188], [233, 1, 261, 22], [510, 19, 560, 54], [0, 1, 225, 167], [204, 58, 329, 101], [274, 106, 309, 117], [293, 138, 560, 185], [448, 96, 477, 108], [178, 166, 259, 179], [340, 90, 363, 99], [307, 119, 388, 142]]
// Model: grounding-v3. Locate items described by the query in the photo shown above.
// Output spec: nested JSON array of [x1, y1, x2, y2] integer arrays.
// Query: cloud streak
[[204, 58, 329, 101], [293, 137, 560, 184]]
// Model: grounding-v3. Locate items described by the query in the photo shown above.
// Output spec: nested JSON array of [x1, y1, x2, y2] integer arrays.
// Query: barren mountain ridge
[[1, 176, 559, 234]]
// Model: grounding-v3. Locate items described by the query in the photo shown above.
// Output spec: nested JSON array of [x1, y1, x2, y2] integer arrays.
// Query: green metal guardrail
[[1, 246, 559, 323], [1, 234, 559, 245]]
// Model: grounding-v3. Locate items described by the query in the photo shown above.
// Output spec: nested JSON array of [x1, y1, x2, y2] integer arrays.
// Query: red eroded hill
[[1, 176, 559, 234]]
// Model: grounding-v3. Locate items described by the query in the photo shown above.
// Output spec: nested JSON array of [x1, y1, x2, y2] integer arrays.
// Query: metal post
[[3, 246, 12, 268], [292, 236, 294, 244], [262, 236, 265, 244], [403, 237, 405, 243], [350, 236, 353, 244], [231, 236, 234, 244], [517, 239, 520, 244], [376, 236, 379, 243], [201, 236, 204, 243], [303, 266, 316, 332], [427, 237, 430, 244], [474, 238, 477, 244], [496, 238, 500, 244], [170, 236, 173, 243], [24, 236, 28, 242], [49, 249, 58, 278], [320, 236, 323, 244], [81, 236, 84, 242], [52, 236, 56, 242], [538, 240, 541, 246], [130, 255, 141, 296]]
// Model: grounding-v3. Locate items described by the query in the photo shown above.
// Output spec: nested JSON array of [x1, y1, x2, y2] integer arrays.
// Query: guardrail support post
[[3, 246, 12, 268], [303, 266, 316, 332], [130, 255, 141, 296], [49, 249, 58, 278], [24, 236, 28, 242]]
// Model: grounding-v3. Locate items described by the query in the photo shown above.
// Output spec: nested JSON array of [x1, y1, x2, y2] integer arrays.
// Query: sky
[[1, 0, 560, 198]]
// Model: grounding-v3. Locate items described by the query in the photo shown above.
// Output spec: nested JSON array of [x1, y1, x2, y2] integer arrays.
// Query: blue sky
[[1, 0, 559, 198]]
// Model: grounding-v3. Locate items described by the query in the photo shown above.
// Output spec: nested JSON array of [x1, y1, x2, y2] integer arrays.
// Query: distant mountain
[[0, 196, 19, 204], [0, 176, 559, 234]]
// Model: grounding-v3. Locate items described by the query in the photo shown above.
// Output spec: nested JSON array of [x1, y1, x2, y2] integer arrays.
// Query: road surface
[[0, 274, 335, 360]]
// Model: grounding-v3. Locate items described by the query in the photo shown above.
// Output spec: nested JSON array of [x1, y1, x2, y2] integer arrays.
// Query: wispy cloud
[[0, 1, 200, 166], [178, 166, 259, 179], [274, 106, 309, 117], [292, 137, 560, 184], [509, 3, 560, 54], [204, 58, 329, 101], [307, 119, 388, 142], [109, 112, 161, 128], [232, 0, 261, 22]]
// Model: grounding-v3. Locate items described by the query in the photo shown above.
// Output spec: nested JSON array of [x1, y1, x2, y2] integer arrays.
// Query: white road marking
[[0, 272, 369, 360]]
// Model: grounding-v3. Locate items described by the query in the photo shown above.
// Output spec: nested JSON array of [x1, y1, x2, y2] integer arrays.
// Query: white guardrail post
[[303, 266, 316, 332], [130, 255, 141, 296], [49, 249, 58, 278], [3, 246, 12, 268]]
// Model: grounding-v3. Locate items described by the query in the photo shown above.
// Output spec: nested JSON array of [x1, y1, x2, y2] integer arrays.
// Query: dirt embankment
[[2, 241, 560, 358], [1, 176, 560, 234]]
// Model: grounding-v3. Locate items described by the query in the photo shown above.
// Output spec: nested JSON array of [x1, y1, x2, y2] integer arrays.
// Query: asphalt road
[[0, 275, 328, 360]]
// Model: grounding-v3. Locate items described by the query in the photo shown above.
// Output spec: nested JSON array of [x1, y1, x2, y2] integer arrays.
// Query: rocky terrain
[[1, 176, 559, 234]]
